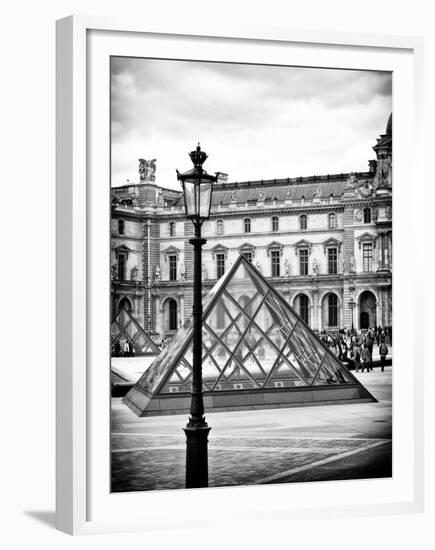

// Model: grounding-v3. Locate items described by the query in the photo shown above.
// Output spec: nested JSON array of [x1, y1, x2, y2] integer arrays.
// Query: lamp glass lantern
[[177, 144, 217, 223]]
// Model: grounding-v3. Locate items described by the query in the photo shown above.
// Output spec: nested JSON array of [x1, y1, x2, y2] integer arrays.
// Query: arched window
[[118, 219, 125, 235], [363, 207, 372, 224], [328, 213, 337, 229], [298, 294, 309, 325], [244, 218, 251, 233], [169, 221, 176, 236], [272, 216, 279, 232], [328, 294, 338, 327], [300, 214, 307, 230], [216, 219, 224, 236], [118, 297, 132, 312], [167, 299, 178, 331], [118, 297, 132, 332]]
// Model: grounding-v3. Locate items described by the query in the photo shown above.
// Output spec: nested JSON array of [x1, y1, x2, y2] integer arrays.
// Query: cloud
[[111, 57, 392, 188]]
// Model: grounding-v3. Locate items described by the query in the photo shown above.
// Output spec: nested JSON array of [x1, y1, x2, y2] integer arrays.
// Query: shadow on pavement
[[24, 510, 56, 529]]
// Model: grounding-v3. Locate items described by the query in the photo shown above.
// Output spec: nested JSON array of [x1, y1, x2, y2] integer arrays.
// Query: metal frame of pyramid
[[111, 307, 160, 356], [124, 255, 376, 416]]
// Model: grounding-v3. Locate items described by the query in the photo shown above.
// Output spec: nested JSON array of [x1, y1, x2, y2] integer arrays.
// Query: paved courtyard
[[111, 367, 392, 492]]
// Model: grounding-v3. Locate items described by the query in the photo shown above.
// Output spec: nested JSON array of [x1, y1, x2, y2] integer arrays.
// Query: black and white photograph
[[109, 57, 393, 492]]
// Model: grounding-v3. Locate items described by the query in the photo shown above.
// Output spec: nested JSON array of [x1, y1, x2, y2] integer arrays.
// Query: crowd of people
[[319, 326, 392, 372]]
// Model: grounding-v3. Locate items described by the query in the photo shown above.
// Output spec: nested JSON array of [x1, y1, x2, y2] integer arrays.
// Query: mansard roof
[[172, 172, 370, 208]]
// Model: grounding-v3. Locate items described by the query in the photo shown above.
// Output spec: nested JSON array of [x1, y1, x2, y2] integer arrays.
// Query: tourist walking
[[379, 341, 389, 372], [352, 344, 361, 372], [361, 344, 371, 373]]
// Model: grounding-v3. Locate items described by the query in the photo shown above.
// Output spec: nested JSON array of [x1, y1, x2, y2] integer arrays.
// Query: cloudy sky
[[111, 57, 391, 189]]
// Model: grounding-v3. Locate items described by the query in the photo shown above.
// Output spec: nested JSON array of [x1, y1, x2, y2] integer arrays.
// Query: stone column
[[179, 292, 185, 326], [154, 294, 161, 335], [378, 234, 384, 270], [311, 290, 318, 331], [317, 296, 323, 332], [355, 300, 360, 331], [340, 295, 345, 329], [376, 290, 381, 328]]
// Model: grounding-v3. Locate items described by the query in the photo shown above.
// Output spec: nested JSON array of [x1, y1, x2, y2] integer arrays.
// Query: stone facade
[[111, 115, 392, 339]]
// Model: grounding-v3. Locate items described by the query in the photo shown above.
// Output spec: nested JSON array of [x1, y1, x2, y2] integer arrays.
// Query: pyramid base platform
[[123, 384, 377, 417]]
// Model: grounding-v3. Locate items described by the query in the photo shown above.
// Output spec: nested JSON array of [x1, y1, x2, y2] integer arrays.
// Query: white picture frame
[[56, 15, 425, 535]]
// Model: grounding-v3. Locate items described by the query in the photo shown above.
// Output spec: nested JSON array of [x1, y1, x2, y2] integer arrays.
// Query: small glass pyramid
[[124, 256, 375, 416], [111, 307, 160, 356]]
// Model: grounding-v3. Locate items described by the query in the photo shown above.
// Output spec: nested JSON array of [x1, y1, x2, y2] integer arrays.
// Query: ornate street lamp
[[177, 143, 218, 489]]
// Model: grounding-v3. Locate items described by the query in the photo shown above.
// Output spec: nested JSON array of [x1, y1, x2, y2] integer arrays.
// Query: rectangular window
[[328, 248, 338, 274], [244, 218, 251, 233], [118, 253, 126, 280], [271, 250, 280, 277], [363, 243, 373, 272], [216, 253, 225, 279], [299, 249, 308, 275], [168, 255, 177, 281], [272, 216, 279, 231], [242, 251, 252, 263]]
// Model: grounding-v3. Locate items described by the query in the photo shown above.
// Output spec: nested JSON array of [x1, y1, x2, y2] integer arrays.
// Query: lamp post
[[177, 143, 218, 489], [348, 298, 356, 333]]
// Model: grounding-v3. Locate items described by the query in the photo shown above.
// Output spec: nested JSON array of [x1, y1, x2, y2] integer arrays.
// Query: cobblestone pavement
[[111, 368, 392, 492]]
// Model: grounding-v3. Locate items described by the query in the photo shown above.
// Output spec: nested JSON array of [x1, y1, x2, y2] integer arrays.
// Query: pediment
[[357, 232, 377, 248], [293, 239, 312, 255], [266, 241, 284, 256], [322, 237, 342, 252], [211, 244, 229, 258], [162, 245, 181, 256]]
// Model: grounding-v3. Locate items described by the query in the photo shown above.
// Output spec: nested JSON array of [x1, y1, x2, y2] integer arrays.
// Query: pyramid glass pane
[[312, 352, 353, 385], [214, 358, 258, 391], [251, 335, 281, 376], [111, 320, 121, 340], [134, 319, 192, 394], [281, 321, 326, 383], [125, 256, 375, 415], [264, 357, 308, 388]]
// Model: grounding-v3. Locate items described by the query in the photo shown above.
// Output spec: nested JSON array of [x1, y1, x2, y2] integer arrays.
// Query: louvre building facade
[[111, 115, 392, 342]]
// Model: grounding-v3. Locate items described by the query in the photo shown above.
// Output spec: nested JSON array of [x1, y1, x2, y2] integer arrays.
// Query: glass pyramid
[[111, 307, 160, 356], [124, 256, 375, 416]]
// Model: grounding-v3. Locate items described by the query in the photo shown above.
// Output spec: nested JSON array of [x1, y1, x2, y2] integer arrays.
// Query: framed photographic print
[[56, 16, 425, 535]]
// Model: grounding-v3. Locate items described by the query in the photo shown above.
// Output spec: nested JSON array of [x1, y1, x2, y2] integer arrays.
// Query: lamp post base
[[184, 421, 211, 489]]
